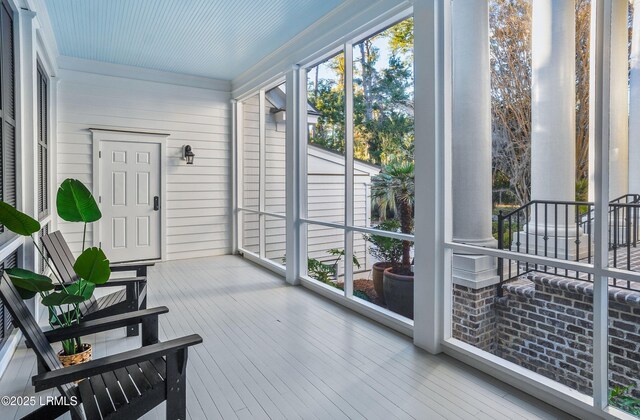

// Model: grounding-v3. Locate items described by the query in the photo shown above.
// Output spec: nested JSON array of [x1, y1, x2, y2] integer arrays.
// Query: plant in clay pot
[[363, 219, 403, 304], [371, 160, 415, 318], [0, 179, 110, 364]]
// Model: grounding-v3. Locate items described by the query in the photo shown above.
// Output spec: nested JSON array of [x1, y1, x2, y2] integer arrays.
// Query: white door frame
[[91, 129, 168, 262]]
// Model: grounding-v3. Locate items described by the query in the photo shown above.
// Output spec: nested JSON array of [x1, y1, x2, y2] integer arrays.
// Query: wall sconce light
[[182, 145, 195, 165]]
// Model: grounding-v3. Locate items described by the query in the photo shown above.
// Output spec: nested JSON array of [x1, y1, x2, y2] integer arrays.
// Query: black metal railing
[[496, 195, 640, 295]]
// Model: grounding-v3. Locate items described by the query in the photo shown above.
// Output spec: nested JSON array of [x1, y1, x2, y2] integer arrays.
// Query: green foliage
[[609, 385, 640, 416], [327, 248, 361, 269], [64, 280, 96, 302], [371, 161, 415, 267], [364, 220, 403, 265], [308, 18, 414, 166], [0, 179, 109, 355], [0, 201, 41, 236], [492, 219, 518, 246], [305, 248, 361, 284], [41, 291, 88, 306], [353, 290, 371, 302], [56, 178, 102, 223], [73, 247, 111, 285], [575, 178, 589, 202], [386, 18, 414, 55], [6, 268, 55, 300], [307, 257, 336, 284]]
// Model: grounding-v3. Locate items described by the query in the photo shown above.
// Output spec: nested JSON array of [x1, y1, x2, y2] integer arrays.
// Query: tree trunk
[[398, 199, 413, 267], [359, 42, 373, 123]]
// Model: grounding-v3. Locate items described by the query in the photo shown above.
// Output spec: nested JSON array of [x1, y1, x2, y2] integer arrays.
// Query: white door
[[99, 140, 161, 262]]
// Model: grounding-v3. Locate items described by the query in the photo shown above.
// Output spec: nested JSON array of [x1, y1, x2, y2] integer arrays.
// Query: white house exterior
[[0, 1, 637, 419], [240, 92, 379, 272]]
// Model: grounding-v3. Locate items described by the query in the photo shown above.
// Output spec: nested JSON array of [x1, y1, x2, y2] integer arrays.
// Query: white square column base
[[452, 254, 500, 289]]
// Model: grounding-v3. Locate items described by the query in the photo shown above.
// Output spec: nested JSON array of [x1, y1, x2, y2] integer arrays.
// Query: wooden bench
[[42, 231, 153, 336], [0, 271, 202, 420]]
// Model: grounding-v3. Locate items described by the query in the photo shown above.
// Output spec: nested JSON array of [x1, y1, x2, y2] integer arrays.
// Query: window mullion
[[344, 43, 354, 298], [591, 0, 610, 411], [259, 90, 266, 259], [235, 100, 244, 252]]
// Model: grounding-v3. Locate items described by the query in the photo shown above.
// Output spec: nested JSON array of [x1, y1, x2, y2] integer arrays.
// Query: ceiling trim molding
[[57, 56, 232, 92], [231, 0, 412, 99], [25, 0, 60, 70]]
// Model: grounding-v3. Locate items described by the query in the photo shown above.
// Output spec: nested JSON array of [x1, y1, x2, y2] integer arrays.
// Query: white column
[[531, 0, 576, 204], [524, 0, 582, 257], [413, 0, 449, 354], [608, 0, 629, 199], [629, 0, 640, 194], [451, 0, 498, 287], [285, 66, 307, 285]]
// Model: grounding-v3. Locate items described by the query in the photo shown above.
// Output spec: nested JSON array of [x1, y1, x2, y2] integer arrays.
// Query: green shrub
[[609, 385, 640, 416], [364, 219, 403, 264]]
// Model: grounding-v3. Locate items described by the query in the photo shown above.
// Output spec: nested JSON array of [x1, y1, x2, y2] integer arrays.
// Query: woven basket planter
[[58, 343, 92, 382]]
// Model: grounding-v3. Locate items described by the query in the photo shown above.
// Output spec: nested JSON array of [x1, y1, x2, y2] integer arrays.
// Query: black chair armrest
[[54, 276, 146, 291], [43, 306, 168, 343], [110, 262, 154, 278], [98, 276, 146, 287], [33, 334, 202, 391]]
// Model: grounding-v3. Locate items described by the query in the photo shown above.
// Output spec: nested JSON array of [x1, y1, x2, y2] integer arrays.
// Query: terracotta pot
[[372, 262, 393, 304], [58, 343, 92, 383], [383, 267, 414, 319]]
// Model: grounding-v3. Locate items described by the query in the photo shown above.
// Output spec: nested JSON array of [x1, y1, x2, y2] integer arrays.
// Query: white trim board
[[91, 129, 169, 262]]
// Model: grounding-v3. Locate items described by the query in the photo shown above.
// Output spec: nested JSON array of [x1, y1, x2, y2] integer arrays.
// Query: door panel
[[100, 140, 161, 262]]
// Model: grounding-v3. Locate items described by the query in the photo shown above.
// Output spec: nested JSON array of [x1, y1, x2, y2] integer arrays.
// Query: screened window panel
[[37, 65, 49, 218]]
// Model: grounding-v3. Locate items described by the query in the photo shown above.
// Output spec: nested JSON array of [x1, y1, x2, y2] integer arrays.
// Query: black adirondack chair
[[0, 271, 202, 420], [42, 231, 153, 336]]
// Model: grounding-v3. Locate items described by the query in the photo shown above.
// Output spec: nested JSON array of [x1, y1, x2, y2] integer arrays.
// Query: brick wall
[[452, 284, 497, 353], [452, 274, 640, 398], [497, 275, 640, 398]]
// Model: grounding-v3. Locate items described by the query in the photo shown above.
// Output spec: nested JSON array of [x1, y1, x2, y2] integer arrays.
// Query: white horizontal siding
[[57, 69, 232, 260], [239, 96, 375, 270]]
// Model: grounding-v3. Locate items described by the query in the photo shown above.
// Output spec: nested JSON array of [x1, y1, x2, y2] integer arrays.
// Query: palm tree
[[370, 161, 414, 268]]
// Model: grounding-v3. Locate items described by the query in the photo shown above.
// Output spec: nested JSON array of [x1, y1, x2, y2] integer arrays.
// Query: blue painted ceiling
[[44, 0, 345, 80]]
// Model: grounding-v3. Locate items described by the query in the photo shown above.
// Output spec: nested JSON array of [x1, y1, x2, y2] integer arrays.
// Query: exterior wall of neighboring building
[[241, 94, 379, 272]]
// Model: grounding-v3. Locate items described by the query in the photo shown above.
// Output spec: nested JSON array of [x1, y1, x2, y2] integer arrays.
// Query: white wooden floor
[[0, 255, 575, 420]]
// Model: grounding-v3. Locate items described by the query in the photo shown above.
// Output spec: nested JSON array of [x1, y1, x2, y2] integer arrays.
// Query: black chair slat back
[[43, 231, 97, 315], [42, 231, 79, 284], [0, 272, 83, 418]]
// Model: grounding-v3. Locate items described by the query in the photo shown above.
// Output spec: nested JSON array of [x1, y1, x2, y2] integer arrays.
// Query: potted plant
[[0, 179, 110, 367], [363, 219, 403, 304], [371, 160, 415, 318]]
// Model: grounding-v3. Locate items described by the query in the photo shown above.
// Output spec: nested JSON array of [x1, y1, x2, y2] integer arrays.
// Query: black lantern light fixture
[[183, 145, 195, 165]]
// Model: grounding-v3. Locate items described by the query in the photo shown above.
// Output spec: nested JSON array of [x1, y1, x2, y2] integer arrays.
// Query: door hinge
[[99, 151, 102, 158], [99, 241, 102, 248], [99, 195, 101, 203]]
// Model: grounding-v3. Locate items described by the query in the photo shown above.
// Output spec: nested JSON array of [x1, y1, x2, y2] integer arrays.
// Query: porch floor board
[[0, 255, 573, 419]]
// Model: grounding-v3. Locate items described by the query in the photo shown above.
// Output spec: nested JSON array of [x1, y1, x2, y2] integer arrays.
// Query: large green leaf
[[56, 179, 102, 223], [65, 280, 96, 301], [6, 268, 55, 292], [6, 268, 54, 300], [73, 247, 110, 284], [41, 291, 87, 306], [0, 202, 41, 236]]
